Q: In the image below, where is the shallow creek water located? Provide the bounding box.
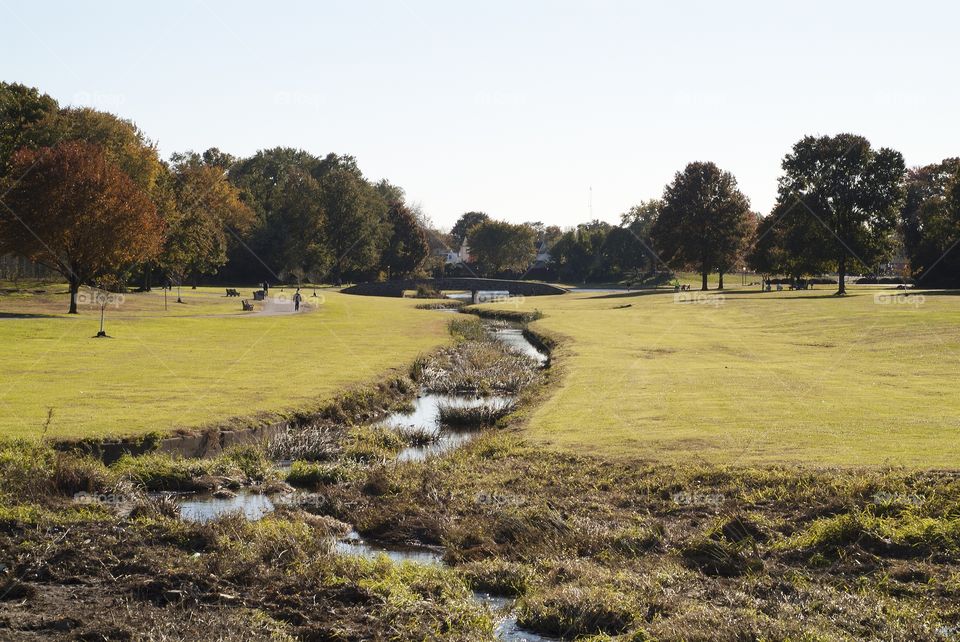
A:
[176,319,554,640]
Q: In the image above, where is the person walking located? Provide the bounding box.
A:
[293,288,302,312]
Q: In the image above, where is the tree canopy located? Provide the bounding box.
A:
[451,211,489,247]
[651,162,752,290]
[0,141,164,312]
[776,134,905,294]
[467,219,536,276]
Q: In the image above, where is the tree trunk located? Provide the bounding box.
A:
[701,270,708,291]
[837,256,847,295]
[718,271,724,290]
[68,278,80,314]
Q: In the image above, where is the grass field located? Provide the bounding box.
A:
[479,283,960,467]
[0,285,450,440]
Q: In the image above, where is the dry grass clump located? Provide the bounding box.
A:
[395,425,442,446]
[268,422,342,461]
[437,399,516,429]
[417,341,539,394]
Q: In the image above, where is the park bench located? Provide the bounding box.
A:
[253,290,265,301]
[241,299,254,311]
[225,288,240,297]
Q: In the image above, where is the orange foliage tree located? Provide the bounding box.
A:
[0,141,165,313]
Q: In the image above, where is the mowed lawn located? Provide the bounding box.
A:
[482,285,960,468]
[0,286,449,440]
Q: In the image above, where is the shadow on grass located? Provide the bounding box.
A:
[584,289,669,300]
[0,311,62,319]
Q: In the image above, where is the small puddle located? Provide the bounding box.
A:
[382,393,512,462]
[495,616,562,641]
[178,490,276,523]
[489,326,549,366]
[333,529,444,565]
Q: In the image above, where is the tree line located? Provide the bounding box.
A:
[0,82,434,312]
[4,82,960,310]
[451,134,960,294]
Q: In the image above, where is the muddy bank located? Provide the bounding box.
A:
[51,373,422,464]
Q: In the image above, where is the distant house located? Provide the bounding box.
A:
[436,242,471,265]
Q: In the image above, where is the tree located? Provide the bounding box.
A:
[748,202,830,281]
[451,211,489,247]
[716,209,759,288]
[467,220,536,276]
[617,200,661,275]
[382,201,430,278]
[0,82,59,177]
[777,134,905,295]
[50,107,165,197]
[899,158,960,285]
[0,142,164,313]
[228,148,328,281]
[319,167,388,284]
[160,153,254,296]
[651,162,752,290]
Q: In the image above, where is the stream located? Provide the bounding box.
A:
[175,317,555,641]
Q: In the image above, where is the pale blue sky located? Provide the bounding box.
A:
[3,0,957,228]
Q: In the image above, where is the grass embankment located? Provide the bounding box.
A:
[476,284,960,468]
[0,286,451,440]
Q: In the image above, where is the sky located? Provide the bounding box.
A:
[3,0,958,229]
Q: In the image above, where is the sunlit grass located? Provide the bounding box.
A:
[0,287,450,439]
[478,284,960,467]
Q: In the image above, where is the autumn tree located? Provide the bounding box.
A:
[48,107,166,198]
[160,153,254,296]
[467,219,537,276]
[381,201,430,278]
[777,134,905,294]
[0,141,164,313]
[651,162,752,290]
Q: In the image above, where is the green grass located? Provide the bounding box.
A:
[0,286,450,439]
[477,284,960,467]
